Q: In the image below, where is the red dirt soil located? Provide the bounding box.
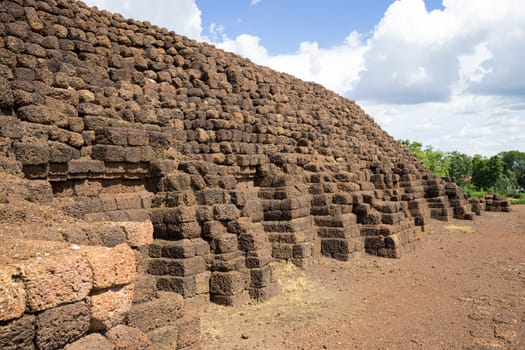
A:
[201,206,525,350]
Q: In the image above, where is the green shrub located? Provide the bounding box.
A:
[510,193,525,205]
[462,183,486,199]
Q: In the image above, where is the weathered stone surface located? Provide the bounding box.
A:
[64,334,115,350]
[0,314,35,350]
[35,300,90,350]
[105,325,152,350]
[89,284,134,331]
[116,221,154,247]
[127,292,183,333]
[21,254,93,312]
[0,265,25,322]
[80,244,135,290]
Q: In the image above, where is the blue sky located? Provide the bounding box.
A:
[83,0,525,156]
[198,0,444,55]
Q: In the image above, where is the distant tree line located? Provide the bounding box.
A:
[400,140,525,198]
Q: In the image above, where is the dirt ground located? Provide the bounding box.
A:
[201,206,525,350]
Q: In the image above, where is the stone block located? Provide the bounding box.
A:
[68,159,105,175]
[0,116,23,139]
[95,128,128,146]
[213,204,240,221]
[249,284,279,301]
[48,141,81,163]
[197,189,226,205]
[91,145,126,162]
[238,232,267,252]
[13,141,49,165]
[64,334,115,350]
[267,232,309,244]
[365,236,385,252]
[89,284,134,331]
[0,265,25,322]
[193,238,211,256]
[127,130,149,146]
[202,220,227,239]
[210,271,245,296]
[80,244,135,290]
[271,244,294,259]
[166,221,201,240]
[114,193,143,211]
[163,206,197,224]
[148,256,205,277]
[249,266,272,289]
[0,314,35,350]
[149,160,178,177]
[155,240,196,259]
[381,213,404,225]
[293,243,313,259]
[245,250,273,268]
[132,273,158,304]
[321,239,350,259]
[106,325,152,350]
[117,221,154,247]
[156,276,196,297]
[161,174,191,191]
[21,254,93,312]
[17,105,59,125]
[195,271,211,295]
[127,292,183,333]
[384,234,400,249]
[125,147,142,163]
[35,300,90,350]
[210,234,239,254]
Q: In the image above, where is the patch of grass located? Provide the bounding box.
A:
[510,198,525,205]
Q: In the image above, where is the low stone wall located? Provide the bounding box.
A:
[0,239,145,349]
[484,194,511,212]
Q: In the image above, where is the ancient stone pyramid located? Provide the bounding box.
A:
[0,0,480,348]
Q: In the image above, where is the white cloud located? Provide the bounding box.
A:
[251,0,262,5]
[216,34,270,65]
[215,31,368,95]
[83,0,202,39]
[362,94,525,156]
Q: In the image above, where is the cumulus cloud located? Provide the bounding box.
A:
[354,0,525,104]
[362,94,525,156]
[83,0,202,39]
[215,31,368,95]
[216,0,525,155]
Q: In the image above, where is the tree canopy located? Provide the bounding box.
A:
[400,140,524,197]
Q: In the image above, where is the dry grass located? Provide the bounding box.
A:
[444,224,476,233]
[200,260,332,343]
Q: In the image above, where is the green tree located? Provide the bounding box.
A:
[447,151,472,186]
[494,169,519,196]
[472,155,504,190]
[498,150,525,190]
[400,140,448,177]
[423,145,448,178]
[400,139,424,159]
